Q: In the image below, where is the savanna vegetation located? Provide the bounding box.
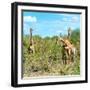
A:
[22,28,80,78]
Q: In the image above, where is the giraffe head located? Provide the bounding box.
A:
[57,36,72,48]
[56,37,65,46]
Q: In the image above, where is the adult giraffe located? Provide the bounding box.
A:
[57,37,76,64]
[28,28,35,54]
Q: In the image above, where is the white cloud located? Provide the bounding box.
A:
[60,14,70,17]
[62,17,72,22]
[56,30,64,34]
[63,18,68,22]
[24,16,37,22]
[62,16,79,23]
[72,16,79,23]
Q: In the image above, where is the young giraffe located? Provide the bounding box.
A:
[28,28,35,53]
[58,37,76,64]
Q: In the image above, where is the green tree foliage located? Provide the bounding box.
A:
[70,28,80,45]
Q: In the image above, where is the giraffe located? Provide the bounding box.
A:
[28,28,35,54]
[58,37,76,64]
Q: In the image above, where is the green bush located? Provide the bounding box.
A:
[22,29,80,77]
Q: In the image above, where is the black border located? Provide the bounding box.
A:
[11,2,88,87]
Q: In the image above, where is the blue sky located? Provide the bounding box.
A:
[23,11,80,37]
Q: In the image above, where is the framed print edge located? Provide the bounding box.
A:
[11,2,88,87]
[85,6,88,83]
[11,2,18,87]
